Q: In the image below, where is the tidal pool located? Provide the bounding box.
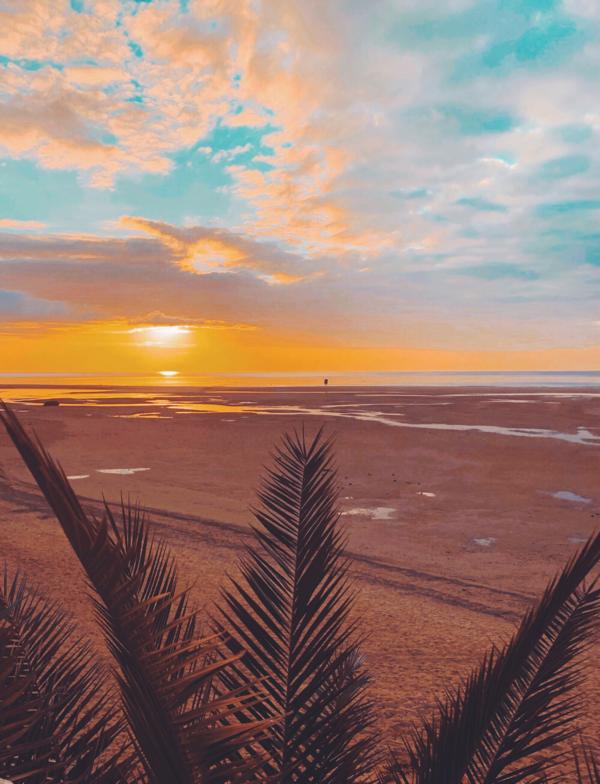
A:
[551,490,591,504]
[342,506,396,520]
[97,468,151,475]
[473,537,496,547]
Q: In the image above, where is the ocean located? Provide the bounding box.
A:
[1,370,600,388]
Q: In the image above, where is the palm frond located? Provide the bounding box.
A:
[0,402,266,784]
[215,428,379,782]
[377,750,409,784]
[401,531,600,784]
[574,744,600,784]
[0,568,129,783]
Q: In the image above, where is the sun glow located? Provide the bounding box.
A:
[159,370,179,377]
[130,325,192,348]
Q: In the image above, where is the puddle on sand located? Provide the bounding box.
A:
[342,506,396,520]
[199,403,600,447]
[551,490,591,504]
[568,536,588,544]
[488,399,536,404]
[171,403,256,414]
[97,468,151,475]
[112,412,173,420]
[417,491,436,498]
[473,537,496,547]
[67,474,90,480]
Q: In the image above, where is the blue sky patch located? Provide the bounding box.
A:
[127,39,143,58]
[537,155,590,179]
[456,196,508,212]
[585,247,600,266]
[536,200,600,218]
[559,124,594,144]
[391,188,431,200]
[0,290,71,320]
[456,262,539,280]
[441,105,518,135]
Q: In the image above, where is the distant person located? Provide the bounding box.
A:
[324,378,329,386]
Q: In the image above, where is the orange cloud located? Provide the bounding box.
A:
[0,225,329,337]
[0,219,46,229]
[128,311,256,331]
[121,216,315,283]
[64,64,125,87]
[0,0,397,253]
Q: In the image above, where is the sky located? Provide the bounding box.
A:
[1,0,599,375]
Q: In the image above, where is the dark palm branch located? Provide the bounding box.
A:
[0,402,266,784]
[215,428,379,782]
[0,568,128,783]
[377,750,409,784]
[574,744,600,784]
[399,531,600,784]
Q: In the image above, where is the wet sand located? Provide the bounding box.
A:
[1,384,599,743]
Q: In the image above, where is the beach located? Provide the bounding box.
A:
[1,382,599,741]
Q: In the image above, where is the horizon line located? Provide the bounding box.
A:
[2,370,600,378]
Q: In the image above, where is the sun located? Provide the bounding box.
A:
[130,325,192,348]
[159,370,179,377]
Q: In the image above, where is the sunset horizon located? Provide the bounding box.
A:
[2,1,600,374]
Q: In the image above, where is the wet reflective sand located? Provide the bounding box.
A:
[5,385,600,447]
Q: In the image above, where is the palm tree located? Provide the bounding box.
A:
[1,402,599,782]
[0,403,267,784]
[574,743,600,783]
[214,429,379,781]
[379,532,600,782]
[0,568,128,782]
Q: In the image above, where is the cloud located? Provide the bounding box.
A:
[212,143,253,163]
[0,1,232,186]
[64,64,126,87]
[128,310,256,330]
[120,216,318,283]
[0,225,333,337]
[0,219,598,355]
[0,288,72,320]
[0,0,402,253]
[0,219,46,229]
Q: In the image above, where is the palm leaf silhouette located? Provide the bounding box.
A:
[574,743,600,783]
[214,428,379,782]
[0,568,129,783]
[377,750,408,784]
[0,402,266,784]
[397,531,600,783]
